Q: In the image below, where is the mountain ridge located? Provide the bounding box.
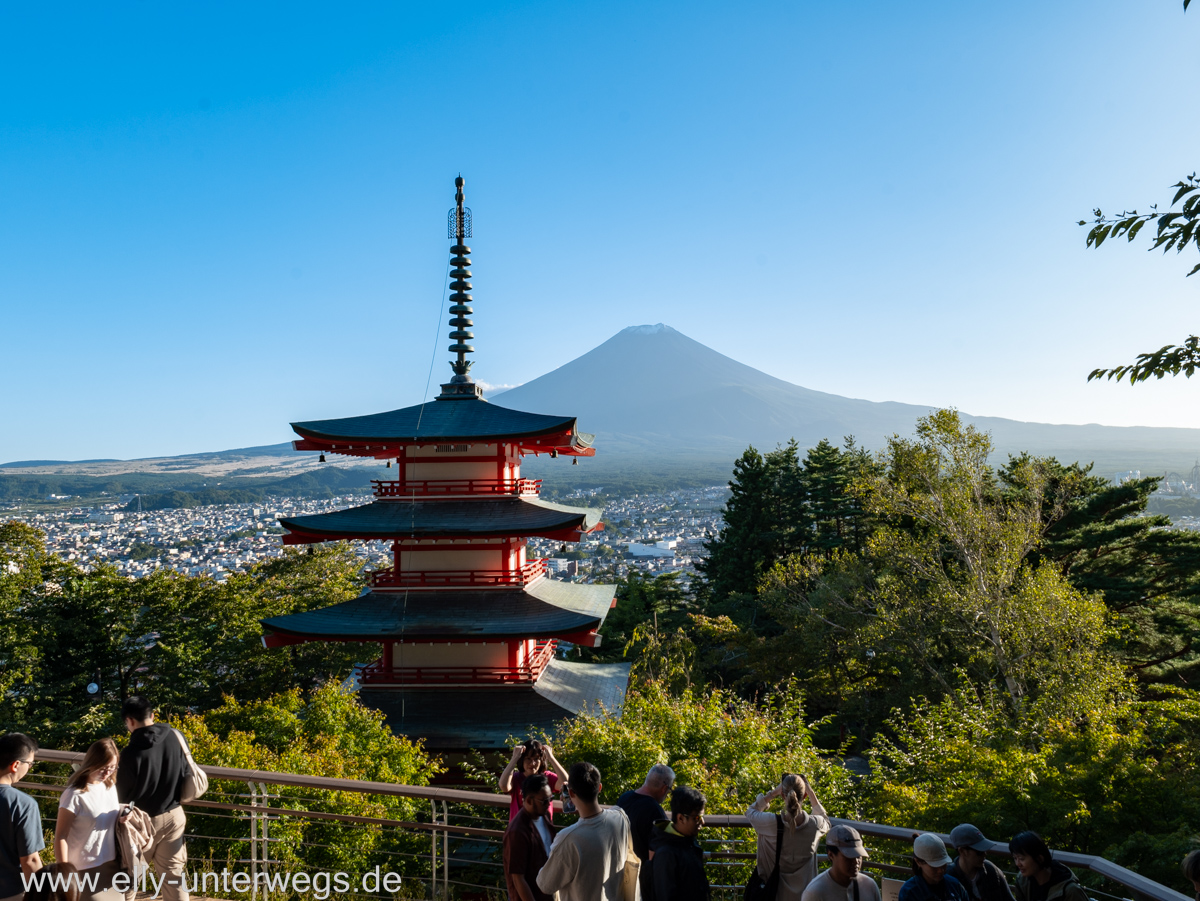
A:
[8,325,1200,480]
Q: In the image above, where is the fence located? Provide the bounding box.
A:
[21,750,1192,901]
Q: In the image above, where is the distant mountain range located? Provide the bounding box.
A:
[8,324,1200,490]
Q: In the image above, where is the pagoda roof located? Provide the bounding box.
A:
[260,579,616,643]
[291,397,595,455]
[279,497,602,544]
[358,659,632,750]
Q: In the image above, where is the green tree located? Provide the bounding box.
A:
[1003,457,1200,687]
[718,412,1121,738]
[701,438,875,605]
[699,443,803,600]
[800,438,875,557]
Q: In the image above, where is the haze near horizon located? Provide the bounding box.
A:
[3,1,1200,462]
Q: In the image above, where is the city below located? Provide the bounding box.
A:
[2,487,731,587]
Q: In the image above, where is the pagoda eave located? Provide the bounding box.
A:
[290,398,593,449]
[281,523,595,545]
[358,659,633,750]
[260,581,616,645]
[290,434,595,458]
[278,497,604,544]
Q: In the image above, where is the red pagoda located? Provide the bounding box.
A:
[260,177,630,749]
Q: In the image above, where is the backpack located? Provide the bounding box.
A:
[172,727,209,802]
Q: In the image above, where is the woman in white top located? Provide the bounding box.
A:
[55,738,122,901]
[746,773,832,901]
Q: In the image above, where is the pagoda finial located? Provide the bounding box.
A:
[440,175,483,400]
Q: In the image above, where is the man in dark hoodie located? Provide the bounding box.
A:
[116,697,188,901]
[1009,832,1088,901]
[649,785,710,901]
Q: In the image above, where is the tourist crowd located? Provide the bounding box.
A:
[3,722,1199,901]
[497,739,1200,901]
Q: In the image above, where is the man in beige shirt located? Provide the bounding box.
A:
[536,761,630,901]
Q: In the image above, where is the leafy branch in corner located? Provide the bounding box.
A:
[1084,175,1200,383]
[1088,335,1200,385]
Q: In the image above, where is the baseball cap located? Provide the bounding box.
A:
[913,833,953,868]
[949,824,991,852]
[826,825,869,858]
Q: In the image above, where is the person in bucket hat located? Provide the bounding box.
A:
[802,825,881,901]
[947,825,1014,901]
[899,833,968,901]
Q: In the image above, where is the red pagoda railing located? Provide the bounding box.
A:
[367,559,547,589]
[371,478,541,498]
[358,640,557,685]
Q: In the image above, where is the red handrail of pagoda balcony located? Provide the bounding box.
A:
[358,640,557,685]
[371,478,541,498]
[367,558,548,589]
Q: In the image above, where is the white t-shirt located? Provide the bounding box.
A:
[536,807,630,901]
[58,782,119,868]
[802,869,883,901]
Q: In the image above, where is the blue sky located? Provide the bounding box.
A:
[3,1,1200,461]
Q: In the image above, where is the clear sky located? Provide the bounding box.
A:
[3,1,1200,462]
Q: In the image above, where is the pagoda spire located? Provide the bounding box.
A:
[440,175,483,399]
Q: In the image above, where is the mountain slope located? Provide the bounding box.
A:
[496,324,1200,474]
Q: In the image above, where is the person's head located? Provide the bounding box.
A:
[1182,849,1200,898]
[826,826,869,881]
[669,786,706,839]
[912,833,952,884]
[644,764,675,801]
[566,761,602,807]
[0,733,37,781]
[1008,832,1053,879]
[66,738,119,791]
[517,740,547,777]
[121,696,154,731]
[779,773,808,828]
[950,824,992,876]
[521,774,553,818]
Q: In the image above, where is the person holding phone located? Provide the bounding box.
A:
[746,774,831,900]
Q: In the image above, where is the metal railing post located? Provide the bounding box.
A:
[247,781,258,901]
[441,800,449,899]
[429,799,438,900]
[258,782,270,884]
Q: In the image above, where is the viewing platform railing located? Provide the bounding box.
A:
[20,749,1191,901]
[371,478,541,498]
[357,640,558,686]
[366,559,547,589]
